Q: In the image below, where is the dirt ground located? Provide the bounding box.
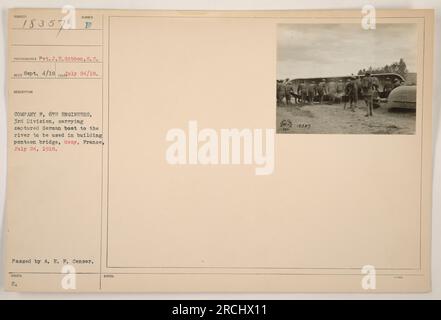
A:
[276,101,416,134]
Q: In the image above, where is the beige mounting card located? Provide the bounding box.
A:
[5,8,433,292]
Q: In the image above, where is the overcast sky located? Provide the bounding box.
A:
[277,23,418,79]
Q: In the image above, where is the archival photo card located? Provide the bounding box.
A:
[5,9,433,293]
[276,23,418,134]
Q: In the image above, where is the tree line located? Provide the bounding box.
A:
[357,58,408,78]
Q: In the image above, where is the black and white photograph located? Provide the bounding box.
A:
[277,23,418,134]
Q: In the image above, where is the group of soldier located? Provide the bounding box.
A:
[277,73,402,117]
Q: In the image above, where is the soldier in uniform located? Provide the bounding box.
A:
[361,72,376,117]
[283,79,293,105]
[383,77,393,98]
[308,81,317,104]
[297,80,308,106]
[343,76,358,111]
[343,79,351,110]
[277,80,285,106]
[317,79,327,104]
[351,77,359,109]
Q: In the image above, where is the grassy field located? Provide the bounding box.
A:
[276,102,416,134]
